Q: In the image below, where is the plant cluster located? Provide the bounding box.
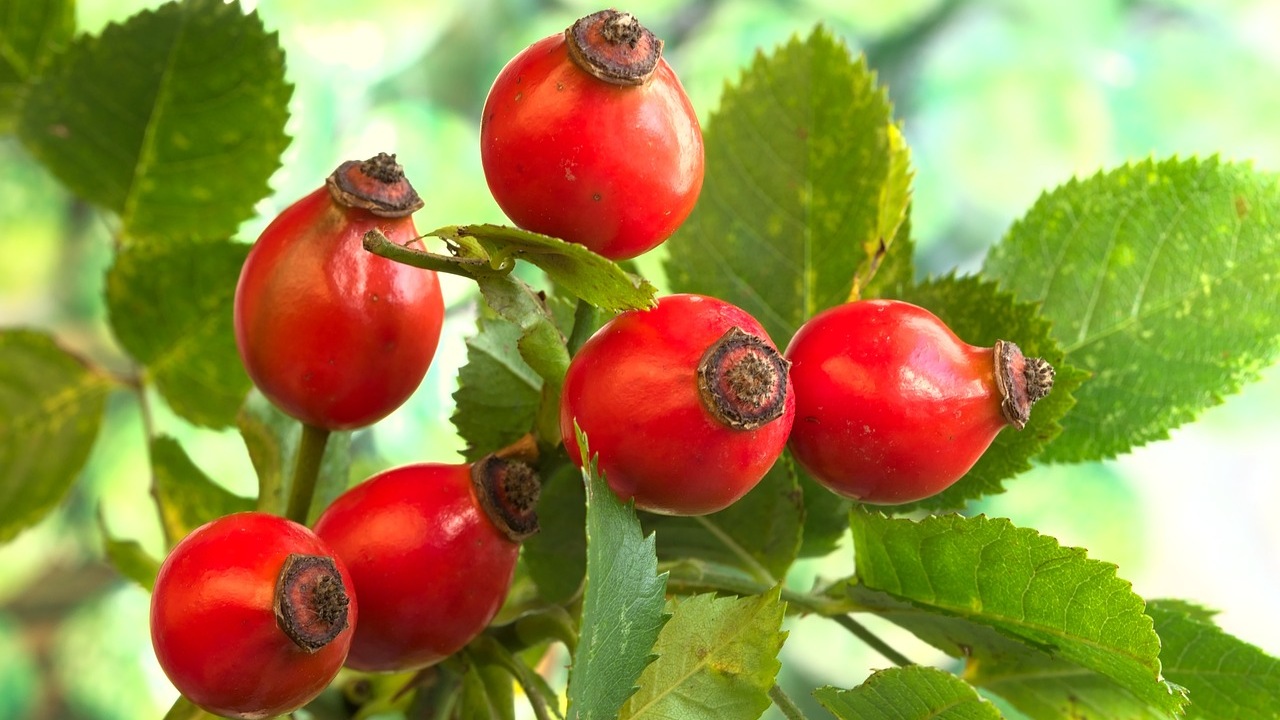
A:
[3,1,1279,719]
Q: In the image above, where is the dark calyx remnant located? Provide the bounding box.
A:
[472,455,542,543]
[698,326,791,431]
[565,9,663,86]
[326,152,424,218]
[274,553,351,653]
[993,339,1056,430]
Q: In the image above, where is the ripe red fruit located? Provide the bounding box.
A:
[784,299,1055,505]
[150,512,356,719]
[561,294,794,515]
[480,9,704,260]
[312,456,540,672]
[234,153,444,431]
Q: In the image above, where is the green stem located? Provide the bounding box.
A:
[831,614,914,667]
[285,423,330,524]
[769,684,808,720]
[363,228,492,278]
[467,635,556,720]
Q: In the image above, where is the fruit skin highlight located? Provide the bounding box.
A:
[150,512,356,720]
[784,299,1055,505]
[561,293,794,516]
[480,9,704,260]
[234,153,444,431]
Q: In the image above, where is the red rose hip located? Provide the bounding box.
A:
[150,512,356,719]
[234,153,445,430]
[784,299,1055,505]
[312,456,540,672]
[560,293,794,515]
[480,9,704,260]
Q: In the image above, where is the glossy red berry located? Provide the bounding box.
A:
[312,456,540,672]
[480,9,704,260]
[234,153,445,430]
[561,294,794,515]
[784,299,1055,505]
[150,512,356,719]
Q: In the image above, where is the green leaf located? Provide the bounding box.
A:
[475,274,570,388]
[567,428,669,720]
[858,216,917,301]
[151,436,253,545]
[848,510,1187,716]
[815,665,1002,720]
[162,697,222,720]
[97,513,161,591]
[523,462,587,605]
[619,589,787,720]
[890,274,1088,511]
[665,27,909,345]
[0,330,112,542]
[1149,599,1280,719]
[105,237,251,429]
[236,391,351,521]
[796,461,852,558]
[0,0,74,131]
[645,456,802,583]
[457,660,517,720]
[439,224,657,313]
[982,156,1280,462]
[17,0,292,243]
[452,314,542,462]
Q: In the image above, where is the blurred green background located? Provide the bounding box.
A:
[2,0,1279,718]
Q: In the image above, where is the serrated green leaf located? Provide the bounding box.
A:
[567,428,669,720]
[1149,598,1280,719]
[815,665,1002,720]
[889,275,1087,511]
[452,314,542,462]
[0,0,74,131]
[645,456,802,583]
[440,224,656,313]
[523,462,587,605]
[236,391,351,521]
[983,156,1280,462]
[475,274,570,387]
[98,513,161,591]
[665,27,908,344]
[0,330,112,542]
[859,216,917,301]
[619,589,786,720]
[105,237,251,428]
[852,124,915,300]
[17,0,291,243]
[151,435,253,545]
[848,510,1187,716]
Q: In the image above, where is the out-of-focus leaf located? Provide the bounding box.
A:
[848,510,1187,716]
[151,436,253,545]
[523,462,587,605]
[619,589,786,719]
[983,157,1280,461]
[0,0,75,130]
[816,665,1002,719]
[566,428,668,720]
[1149,599,1280,719]
[0,330,112,542]
[97,513,161,591]
[105,237,251,429]
[646,456,802,583]
[666,27,909,345]
[17,0,292,242]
